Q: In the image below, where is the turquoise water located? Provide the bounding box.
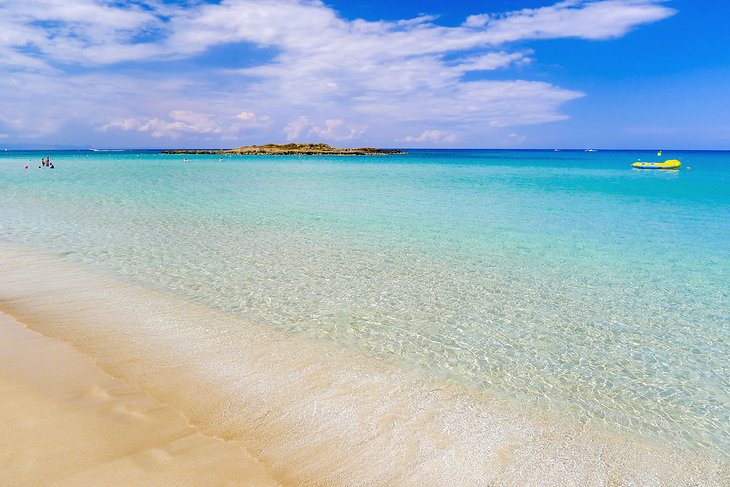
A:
[1,149,729,457]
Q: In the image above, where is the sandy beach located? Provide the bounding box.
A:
[0,244,727,486]
[1,0,728,483]
[0,312,281,486]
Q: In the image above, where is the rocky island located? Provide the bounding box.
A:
[162,143,405,156]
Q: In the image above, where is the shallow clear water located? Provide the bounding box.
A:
[1,149,728,456]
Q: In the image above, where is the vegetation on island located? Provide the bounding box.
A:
[162,143,406,156]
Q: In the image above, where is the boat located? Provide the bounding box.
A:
[632,159,681,170]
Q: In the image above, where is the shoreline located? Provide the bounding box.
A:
[0,311,282,486]
[1,243,727,485]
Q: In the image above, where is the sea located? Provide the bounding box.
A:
[1,149,728,485]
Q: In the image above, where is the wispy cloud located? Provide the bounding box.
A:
[310,119,366,141]
[284,116,312,141]
[102,111,222,139]
[284,116,365,142]
[0,0,676,146]
[401,130,457,144]
[101,109,274,139]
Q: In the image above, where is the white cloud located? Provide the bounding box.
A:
[102,111,222,139]
[463,14,490,28]
[234,111,271,127]
[0,0,676,146]
[485,0,675,42]
[453,51,532,72]
[401,130,457,144]
[284,116,312,141]
[0,0,164,65]
[102,119,140,132]
[141,111,222,138]
[236,112,257,122]
[0,1,674,70]
[284,117,364,142]
[391,15,441,28]
[310,119,366,141]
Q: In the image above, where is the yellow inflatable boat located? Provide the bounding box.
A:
[632,159,681,170]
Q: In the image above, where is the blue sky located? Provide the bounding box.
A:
[1,0,728,149]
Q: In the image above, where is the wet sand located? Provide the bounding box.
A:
[0,312,281,487]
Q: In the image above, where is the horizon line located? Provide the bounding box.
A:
[3,147,730,152]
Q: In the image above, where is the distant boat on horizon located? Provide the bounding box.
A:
[585,149,598,152]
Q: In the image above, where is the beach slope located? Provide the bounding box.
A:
[0,312,281,487]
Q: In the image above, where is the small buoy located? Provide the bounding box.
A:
[24,165,28,169]
[687,166,691,170]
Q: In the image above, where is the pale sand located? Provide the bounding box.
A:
[0,312,281,487]
[1,246,727,486]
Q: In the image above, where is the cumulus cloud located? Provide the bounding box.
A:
[0,0,676,146]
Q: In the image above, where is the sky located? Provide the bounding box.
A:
[0,0,728,149]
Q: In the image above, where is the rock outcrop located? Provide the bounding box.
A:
[162,143,405,156]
